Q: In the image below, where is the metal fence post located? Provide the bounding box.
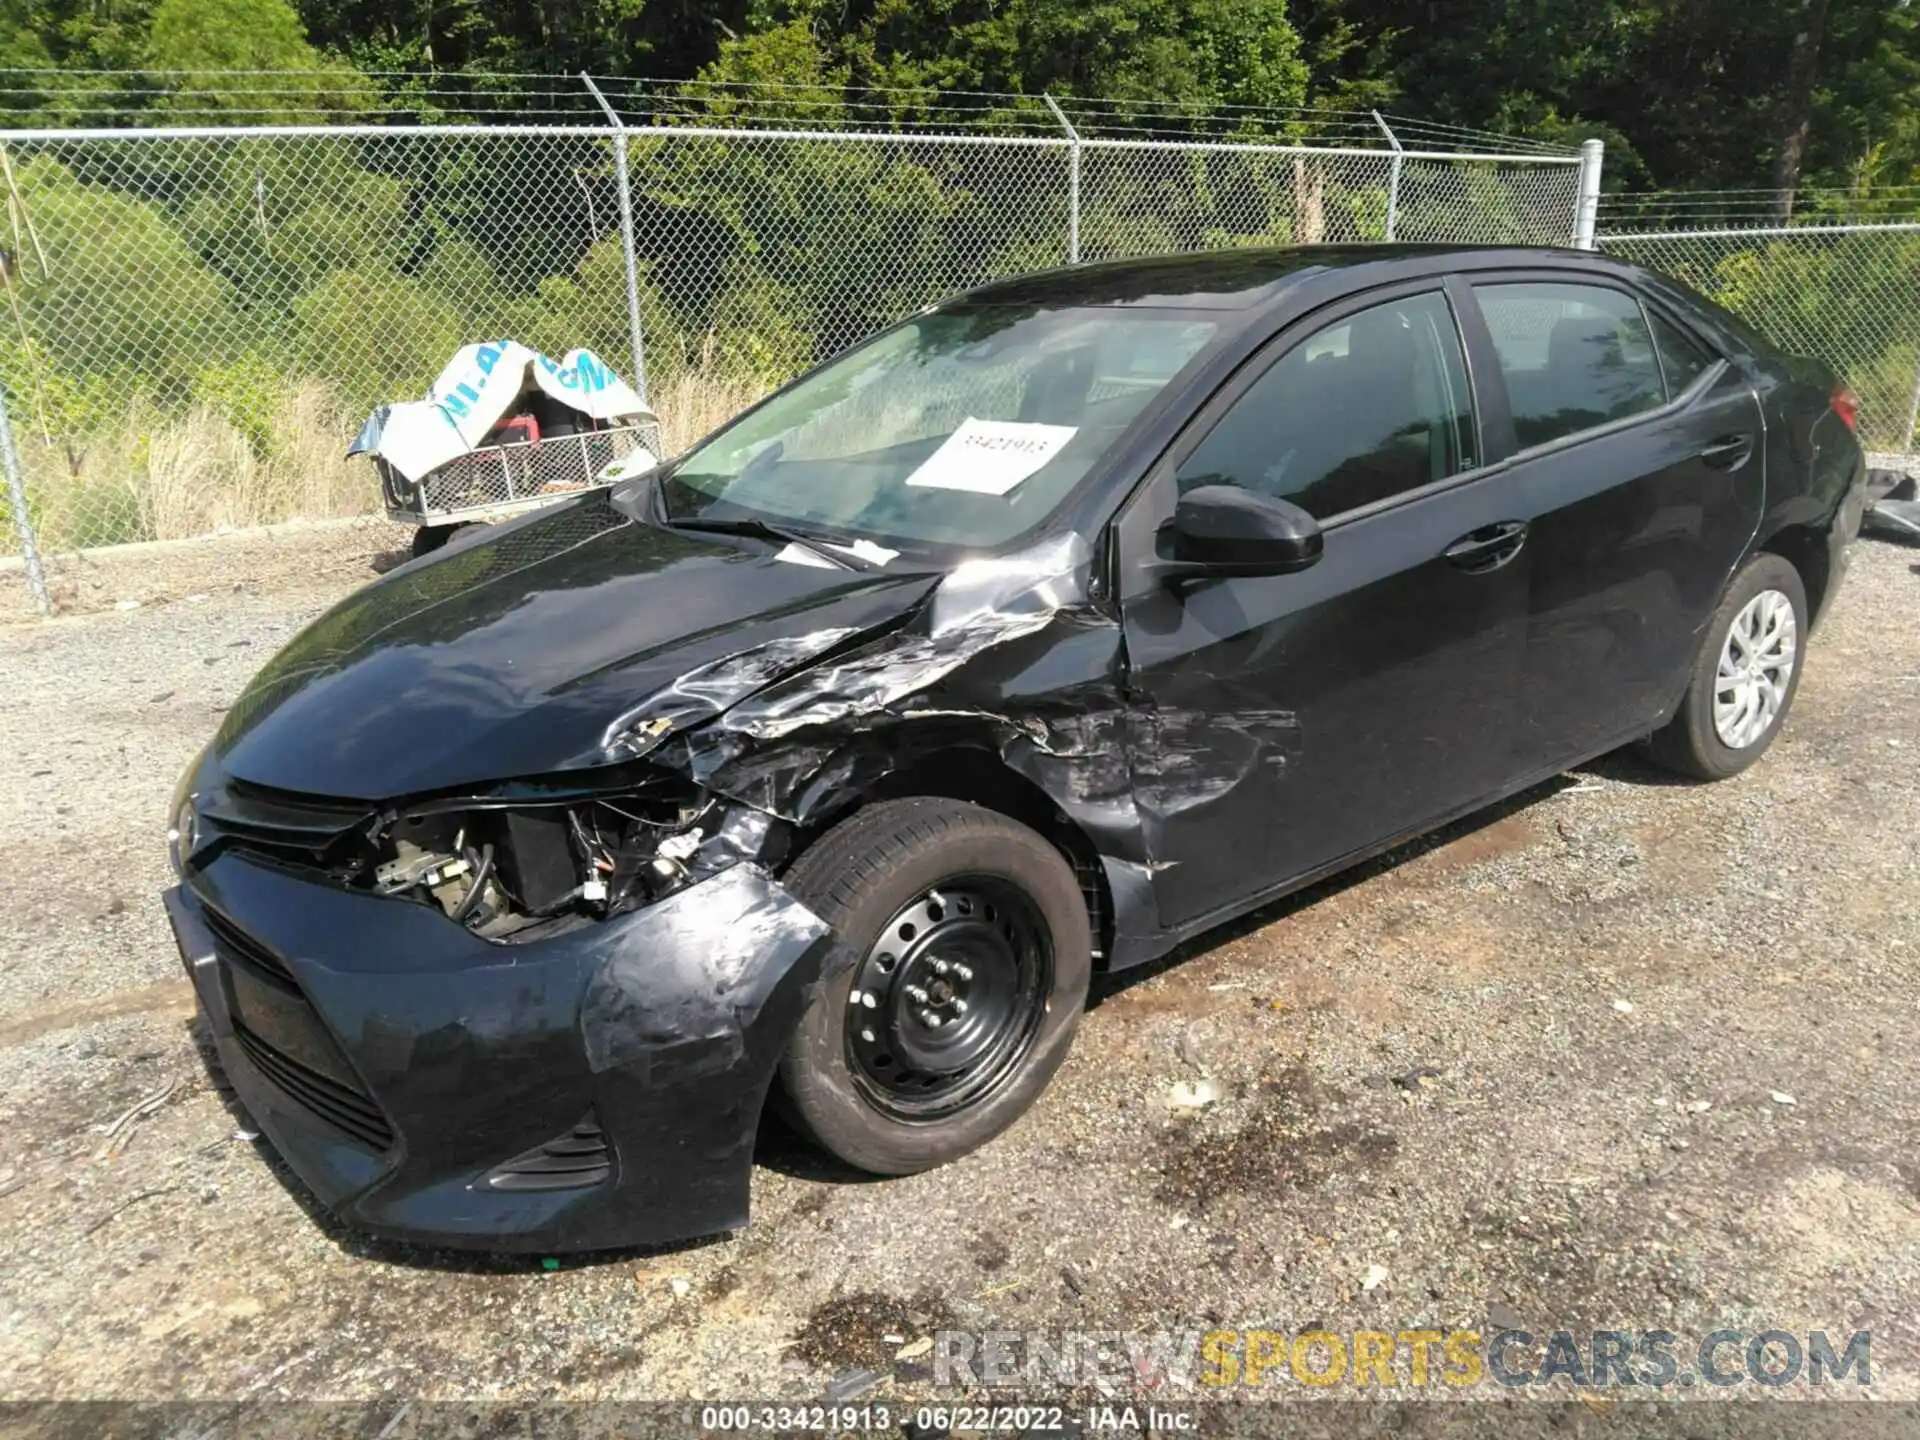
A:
[1043,93,1081,264]
[1372,111,1404,242]
[0,384,52,617]
[582,74,649,403]
[1572,138,1606,249]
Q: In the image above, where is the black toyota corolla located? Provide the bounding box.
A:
[163,245,1867,1252]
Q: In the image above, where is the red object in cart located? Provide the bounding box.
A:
[494,413,541,447]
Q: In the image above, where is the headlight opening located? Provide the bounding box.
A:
[364,781,740,940]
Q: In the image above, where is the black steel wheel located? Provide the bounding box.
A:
[843,878,1051,1121]
[776,798,1092,1175]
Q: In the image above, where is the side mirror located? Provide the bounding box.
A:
[1154,484,1324,582]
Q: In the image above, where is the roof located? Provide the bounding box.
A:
[952,244,1605,311]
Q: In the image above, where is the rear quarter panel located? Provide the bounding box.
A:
[1749,353,1866,551]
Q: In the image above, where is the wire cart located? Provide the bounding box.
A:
[376,421,659,555]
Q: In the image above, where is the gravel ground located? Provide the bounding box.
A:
[1,531,1918,1424]
[0,516,410,626]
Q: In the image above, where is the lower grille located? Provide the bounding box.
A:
[484,1114,611,1192]
[203,905,298,988]
[234,1022,395,1152]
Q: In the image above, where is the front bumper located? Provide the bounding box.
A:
[164,851,830,1253]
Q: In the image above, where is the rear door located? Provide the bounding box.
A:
[1461,275,1766,771]
[1115,282,1533,929]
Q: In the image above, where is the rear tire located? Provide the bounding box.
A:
[1645,553,1807,781]
[776,798,1091,1176]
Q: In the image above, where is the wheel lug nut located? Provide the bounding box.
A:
[953,964,973,982]
[932,959,950,976]
[905,985,929,1003]
[951,998,968,1015]
[921,1009,942,1027]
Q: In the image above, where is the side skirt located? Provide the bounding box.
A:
[1107,725,1659,972]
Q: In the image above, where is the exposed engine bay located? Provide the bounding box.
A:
[350,779,777,942]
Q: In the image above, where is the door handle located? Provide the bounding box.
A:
[1701,433,1755,470]
[1443,519,1529,573]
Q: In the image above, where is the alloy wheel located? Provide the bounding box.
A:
[1713,588,1797,750]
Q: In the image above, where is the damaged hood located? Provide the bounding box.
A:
[213,498,941,799]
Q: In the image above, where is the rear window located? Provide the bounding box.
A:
[1644,275,1775,359]
[1649,309,1717,393]
[1474,282,1666,449]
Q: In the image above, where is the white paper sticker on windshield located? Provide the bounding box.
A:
[774,542,839,569]
[905,417,1077,496]
[823,538,899,567]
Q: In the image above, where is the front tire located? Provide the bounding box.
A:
[1646,553,1807,781]
[776,798,1091,1175]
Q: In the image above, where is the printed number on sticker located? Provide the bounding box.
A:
[905,417,1078,496]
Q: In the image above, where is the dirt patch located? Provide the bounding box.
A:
[1151,1066,1400,1213]
[0,981,194,1048]
[0,518,407,625]
[1407,809,1545,875]
[787,1291,957,1372]
[968,1232,1012,1273]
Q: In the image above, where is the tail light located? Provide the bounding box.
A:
[1830,385,1861,432]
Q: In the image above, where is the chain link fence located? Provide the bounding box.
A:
[1599,222,1920,464]
[0,97,1590,613]
[1072,143,1582,256]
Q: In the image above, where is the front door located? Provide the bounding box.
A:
[1115,284,1532,930]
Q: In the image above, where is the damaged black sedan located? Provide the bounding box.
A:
[163,245,1867,1252]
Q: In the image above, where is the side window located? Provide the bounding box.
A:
[1648,309,1717,394]
[1176,291,1475,519]
[1473,282,1666,449]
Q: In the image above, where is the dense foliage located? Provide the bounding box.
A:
[1,0,1917,193]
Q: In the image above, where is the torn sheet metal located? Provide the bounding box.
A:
[1002,705,1137,832]
[656,536,1099,812]
[349,341,653,483]
[593,533,1097,818]
[713,533,1092,743]
[579,864,829,1079]
[930,532,1087,636]
[600,626,869,760]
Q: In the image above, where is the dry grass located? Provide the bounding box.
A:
[20,380,363,551]
[650,362,770,457]
[11,361,772,554]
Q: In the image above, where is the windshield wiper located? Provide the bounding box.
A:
[660,513,880,571]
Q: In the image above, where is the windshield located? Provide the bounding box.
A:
[657,305,1219,550]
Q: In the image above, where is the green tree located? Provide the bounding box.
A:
[147,0,372,121]
[291,268,462,405]
[148,0,316,70]
[10,154,239,398]
[1283,0,1920,196]
[844,0,1308,115]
